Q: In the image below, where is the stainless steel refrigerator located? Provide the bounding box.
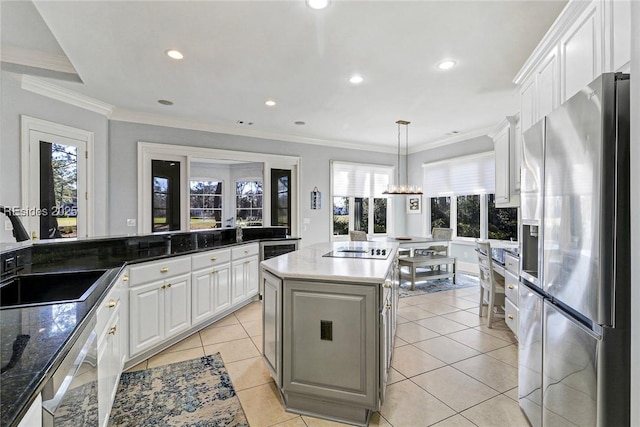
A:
[519,72,630,427]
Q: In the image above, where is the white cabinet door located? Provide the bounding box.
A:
[520,77,537,133]
[610,0,631,71]
[129,280,164,355]
[232,260,247,305]
[536,48,560,119]
[164,273,191,337]
[245,256,259,297]
[262,270,282,386]
[561,1,601,102]
[494,126,510,205]
[98,309,122,427]
[17,394,42,427]
[192,269,215,325]
[213,264,232,314]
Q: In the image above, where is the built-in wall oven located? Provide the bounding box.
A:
[42,317,98,426]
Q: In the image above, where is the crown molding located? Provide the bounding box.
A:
[1,45,77,75]
[20,75,114,117]
[110,108,399,154]
[409,126,495,154]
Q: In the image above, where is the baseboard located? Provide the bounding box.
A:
[457,261,479,276]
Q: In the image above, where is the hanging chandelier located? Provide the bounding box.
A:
[383,120,423,195]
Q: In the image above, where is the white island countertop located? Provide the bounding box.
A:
[261,241,398,283]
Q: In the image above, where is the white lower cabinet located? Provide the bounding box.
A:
[98,309,121,427]
[17,394,42,427]
[231,243,259,305]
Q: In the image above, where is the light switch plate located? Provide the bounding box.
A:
[127,219,137,227]
[5,220,12,231]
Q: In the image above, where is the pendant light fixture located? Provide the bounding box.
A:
[383,120,423,195]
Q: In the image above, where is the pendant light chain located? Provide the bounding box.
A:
[383,120,423,195]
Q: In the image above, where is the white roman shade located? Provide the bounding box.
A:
[332,161,392,197]
[422,152,495,196]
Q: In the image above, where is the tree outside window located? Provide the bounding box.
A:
[456,195,480,238]
[430,197,451,230]
[333,197,349,235]
[373,198,387,233]
[236,180,263,226]
[488,194,518,241]
[190,180,223,229]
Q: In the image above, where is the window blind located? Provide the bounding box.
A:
[422,152,495,196]
[332,161,392,197]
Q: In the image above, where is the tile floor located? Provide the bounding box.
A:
[126,284,531,427]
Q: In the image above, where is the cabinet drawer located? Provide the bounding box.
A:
[505,271,519,306]
[505,253,519,274]
[192,249,231,271]
[505,298,518,337]
[96,275,124,335]
[232,243,259,260]
[129,256,191,285]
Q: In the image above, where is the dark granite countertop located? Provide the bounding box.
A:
[0,227,298,426]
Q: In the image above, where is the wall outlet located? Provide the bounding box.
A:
[126,219,137,227]
[4,220,12,231]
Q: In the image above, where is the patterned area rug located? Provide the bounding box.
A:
[399,273,479,298]
[109,353,248,427]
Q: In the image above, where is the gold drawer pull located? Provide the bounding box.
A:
[167,283,172,288]
[122,275,129,282]
[109,326,117,335]
[386,304,392,310]
[161,285,166,289]
[211,256,217,261]
[244,249,249,254]
[508,285,514,289]
[108,300,116,308]
[383,280,392,289]
[508,314,514,320]
[212,270,218,274]
[160,267,169,273]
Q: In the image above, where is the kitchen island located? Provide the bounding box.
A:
[260,241,399,426]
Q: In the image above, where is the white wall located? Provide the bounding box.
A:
[109,120,396,247]
[0,71,109,242]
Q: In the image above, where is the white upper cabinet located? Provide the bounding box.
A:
[490,116,520,208]
[514,0,630,133]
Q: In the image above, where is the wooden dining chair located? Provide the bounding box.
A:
[476,240,505,328]
[349,230,368,241]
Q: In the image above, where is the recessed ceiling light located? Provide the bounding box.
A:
[437,59,457,70]
[348,74,364,84]
[294,121,306,126]
[166,49,184,60]
[158,99,174,105]
[306,0,329,10]
[265,100,276,107]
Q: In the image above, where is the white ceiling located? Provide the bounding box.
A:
[6,1,567,152]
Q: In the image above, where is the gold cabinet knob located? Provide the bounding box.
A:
[508,314,514,320]
[109,326,117,335]
[167,283,172,288]
[244,249,249,254]
[508,285,514,289]
[211,256,217,261]
[122,275,129,282]
[212,270,218,275]
[161,285,166,289]
[160,267,169,273]
[108,300,116,308]
[383,280,392,289]
[386,304,392,310]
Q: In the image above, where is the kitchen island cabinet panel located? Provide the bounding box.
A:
[262,270,282,386]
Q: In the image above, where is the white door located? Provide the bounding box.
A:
[26,130,89,239]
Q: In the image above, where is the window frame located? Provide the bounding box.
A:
[189,177,224,230]
[235,178,264,227]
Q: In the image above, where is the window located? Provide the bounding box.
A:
[488,194,518,241]
[152,160,181,232]
[424,152,517,242]
[190,180,222,229]
[236,180,263,226]
[331,161,393,237]
[271,169,291,233]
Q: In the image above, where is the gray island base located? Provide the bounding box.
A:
[261,242,399,426]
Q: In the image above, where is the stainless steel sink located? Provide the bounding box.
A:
[0,270,107,309]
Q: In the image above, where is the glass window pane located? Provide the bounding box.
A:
[333,197,349,235]
[154,177,169,193]
[488,194,518,241]
[373,198,387,233]
[354,197,368,232]
[430,197,451,229]
[456,195,480,238]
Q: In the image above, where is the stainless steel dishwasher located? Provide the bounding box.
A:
[42,317,98,427]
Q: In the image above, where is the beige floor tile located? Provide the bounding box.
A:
[380,380,455,426]
[504,387,519,401]
[387,367,406,384]
[412,366,499,412]
[461,394,531,427]
[147,347,205,369]
[396,315,411,325]
[437,297,479,310]
[225,356,273,390]
[155,332,202,354]
[241,319,263,337]
[203,337,260,363]
[397,306,436,321]
[415,316,469,335]
[210,313,240,327]
[251,334,263,353]
[486,344,518,367]
[394,336,409,348]
[301,415,352,426]
[391,344,446,377]
[452,354,518,392]
[200,323,250,345]
[235,301,263,323]
[237,382,298,427]
[430,414,477,427]
[395,322,440,343]
[446,328,512,353]
[271,417,307,427]
[368,412,392,426]
[414,301,460,315]
[124,360,147,372]
[442,310,485,327]
[413,336,480,364]
[474,322,517,343]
